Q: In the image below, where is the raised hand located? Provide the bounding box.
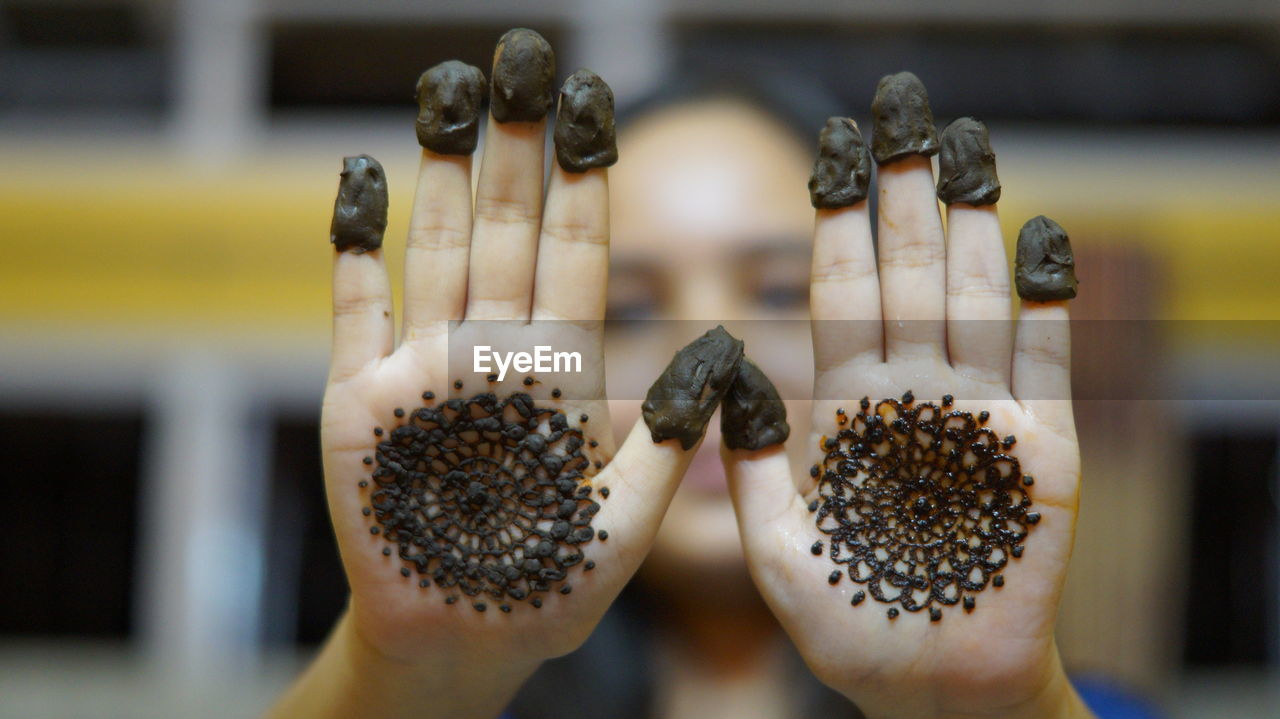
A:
[271,30,724,719]
[722,73,1092,719]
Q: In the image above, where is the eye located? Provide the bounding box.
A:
[607,265,664,324]
[756,282,808,310]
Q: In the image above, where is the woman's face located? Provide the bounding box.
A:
[605,99,815,591]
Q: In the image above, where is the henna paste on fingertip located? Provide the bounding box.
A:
[330,155,388,253]
[554,69,618,172]
[808,117,871,209]
[721,358,790,451]
[490,28,555,123]
[415,60,486,155]
[870,71,939,164]
[1015,215,1078,301]
[642,326,744,450]
[936,117,1001,206]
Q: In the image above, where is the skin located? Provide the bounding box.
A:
[269,42,1092,716]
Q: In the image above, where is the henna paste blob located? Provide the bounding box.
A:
[870,71,939,164]
[936,117,1001,206]
[330,155,388,254]
[490,28,555,123]
[1015,215,1077,301]
[415,60,486,155]
[810,394,1036,618]
[554,69,618,173]
[721,357,790,451]
[365,391,604,608]
[809,117,871,209]
[642,326,744,450]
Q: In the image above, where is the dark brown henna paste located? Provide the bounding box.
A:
[330,155,388,254]
[870,71,939,164]
[721,358,790,451]
[490,28,555,123]
[1015,215,1077,301]
[554,69,618,173]
[364,391,605,609]
[415,60,486,155]
[641,326,744,450]
[808,117,871,209]
[936,117,1001,206]
[810,393,1035,619]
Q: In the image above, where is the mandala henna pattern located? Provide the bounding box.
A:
[809,393,1038,620]
[362,390,605,610]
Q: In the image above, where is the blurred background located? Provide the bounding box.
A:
[2,1,1279,717]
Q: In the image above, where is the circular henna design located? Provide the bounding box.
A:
[809,393,1038,620]
[364,390,605,609]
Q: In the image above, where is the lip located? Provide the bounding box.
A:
[684,443,728,494]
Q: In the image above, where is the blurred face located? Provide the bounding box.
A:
[605,99,815,594]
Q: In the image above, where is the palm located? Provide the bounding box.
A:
[726,154,1080,717]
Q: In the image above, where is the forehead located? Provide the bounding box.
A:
[610,99,814,259]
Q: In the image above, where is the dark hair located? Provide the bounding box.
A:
[617,67,844,149]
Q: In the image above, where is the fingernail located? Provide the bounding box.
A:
[490,28,555,123]
[808,117,871,209]
[415,60,486,155]
[554,69,618,173]
[870,71,939,164]
[936,117,1001,206]
[721,358,790,451]
[1015,215,1078,301]
[330,155,388,254]
[642,326,744,450]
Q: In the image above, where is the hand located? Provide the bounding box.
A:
[722,78,1091,719]
[271,30,710,719]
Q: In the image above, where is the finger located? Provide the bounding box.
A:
[328,155,395,383]
[1011,216,1078,433]
[402,61,484,337]
[937,118,1013,385]
[807,117,882,368]
[871,72,946,360]
[532,70,617,322]
[588,418,705,556]
[467,28,555,321]
[722,446,808,560]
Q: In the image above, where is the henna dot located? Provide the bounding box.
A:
[454,380,463,390]
[374,427,383,436]
[860,397,870,410]
[401,568,411,577]
[532,598,543,608]
[811,540,823,555]
[929,607,942,622]
[585,560,595,571]
[902,390,914,404]
[551,388,562,398]
[810,464,820,478]
[993,575,1005,587]
[1023,475,1034,486]
[394,408,405,418]
[979,410,990,423]
[370,527,380,535]
[589,439,598,448]
[808,499,819,512]
[597,530,608,540]
[1003,434,1016,449]
[1012,545,1024,558]
[828,570,841,585]
[963,596,975,611]
[523,376,535,386]
[382,547,391,556]
[474,602,487,612]
[851,591,865,606]
[358,481,368,488]
[580,414,589,423]
[362,507,371,516]
[887,608,899,619]
[445,596,457,604]
[500,604,512,613]
[942,394,954,407]
[599,487,609,498]
[419,579,430,588]
[560,584,572,595]
[362,457,373,465]
[422,391,435,401]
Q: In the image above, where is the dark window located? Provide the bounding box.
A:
[1184,431,1279,665]
[262,415,347,645]
[673,22,1280,126]
[0,410,144,638]
[268,22,567,111]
